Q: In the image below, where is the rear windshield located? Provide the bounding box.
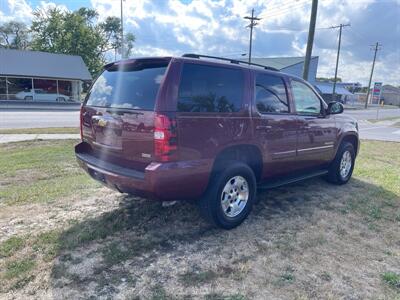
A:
[86,61,168,110]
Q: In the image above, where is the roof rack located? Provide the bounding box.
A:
[182,53,279,71]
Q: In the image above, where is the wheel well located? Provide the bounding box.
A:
[341,135,358,155]
[212,145,263,181]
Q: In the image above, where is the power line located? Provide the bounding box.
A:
[330,23,350,102]
[258,0,309,18]
[259,1,310,19]
[244,8,261,64]
[365,42,383,108]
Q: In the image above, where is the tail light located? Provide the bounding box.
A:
[154,113,178,162]
[80,105,84,141]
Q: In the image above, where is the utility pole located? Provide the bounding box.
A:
[330,23,350,102]
[244,9,261,64]
[364,42,382,108]
[120,0,125,59]
[303,0,318,80]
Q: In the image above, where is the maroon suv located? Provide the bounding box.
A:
[76,54,359,229]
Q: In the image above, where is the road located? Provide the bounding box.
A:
[1,107,399,142]
[344,108,400,142]
[0,110,79,129]
[344,107,400,121]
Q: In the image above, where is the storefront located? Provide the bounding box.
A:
[0,49,91,102]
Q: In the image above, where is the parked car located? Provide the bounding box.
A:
[15,89,70,102]
[75,54,359,229]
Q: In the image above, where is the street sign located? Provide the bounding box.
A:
[372,82,382,104]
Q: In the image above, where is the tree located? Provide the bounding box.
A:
[124,32,135,57]
[316,77,342,83]
[30,7,135,77]
[99,17,135,58]
[0,21,30,49]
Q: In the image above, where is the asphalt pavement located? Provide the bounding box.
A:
[344,108,400,142]
[0,110,80,129]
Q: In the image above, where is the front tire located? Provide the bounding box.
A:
[198,162,256,229]
[326,142,355,184]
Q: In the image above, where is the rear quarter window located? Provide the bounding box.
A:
[86,61,168,110]
[177,63,244,113]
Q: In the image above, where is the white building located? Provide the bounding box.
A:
[0,48,92,102]
[252,56,354,102]
[251,56,319,82]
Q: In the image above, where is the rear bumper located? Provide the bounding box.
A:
[75,142,212,201]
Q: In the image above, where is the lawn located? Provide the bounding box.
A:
[0,127,79,134]
[0,140,399,299]
[368,116,400,125]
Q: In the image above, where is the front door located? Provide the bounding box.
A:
[290,79,337,169]
[252,73,299,179]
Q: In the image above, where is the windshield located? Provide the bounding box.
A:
[86,61,168,110]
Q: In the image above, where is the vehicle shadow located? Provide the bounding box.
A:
[50,176,399,298]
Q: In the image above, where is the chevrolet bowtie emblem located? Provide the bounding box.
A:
[98,119,108,127]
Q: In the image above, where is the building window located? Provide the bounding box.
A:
[33,79,60,101]
[0,77,6,100]
[58,80,79,101]
[7,78,33,100]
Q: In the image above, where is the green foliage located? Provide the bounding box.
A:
[0,236,25,258]
[30,7,135,77]
[4,258,36,279]
[381,272,400,289]
[0,21,30,49]
[316,77,342,83]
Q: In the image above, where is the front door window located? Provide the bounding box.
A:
[291,80,321,115]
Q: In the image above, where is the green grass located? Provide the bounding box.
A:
[179,269,219,287]
[381,272,400,289]
[205,294,246,300]
[0,127,79,134]
[4,258,36,279]
[0,140,99,205]
[0,237,25,258]
[368,116,400,123]
[0,139,399,296]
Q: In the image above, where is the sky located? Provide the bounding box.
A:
[1,0,399,86]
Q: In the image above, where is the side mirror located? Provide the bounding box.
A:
[327,101,344,115]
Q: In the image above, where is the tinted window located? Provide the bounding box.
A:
[86,62,168,110]
[291,80,321,115]
[178,63,244,113]
[0,77,6,100]
[7,78,32,100]
[255,74,288,113]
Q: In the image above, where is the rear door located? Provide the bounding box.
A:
[251,72,299,178]
[81,58,170,171]
[290,79,337,169]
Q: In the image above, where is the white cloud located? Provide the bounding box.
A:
[1,0,399,85]
[0,0,69,23]
[1,0,33,23]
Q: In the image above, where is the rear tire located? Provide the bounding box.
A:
[198,162,256,229]
[326,142,355,185]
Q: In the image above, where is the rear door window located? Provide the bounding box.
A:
[86,61,168,110]
[177,63,244,113]
[255,73,289,113]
